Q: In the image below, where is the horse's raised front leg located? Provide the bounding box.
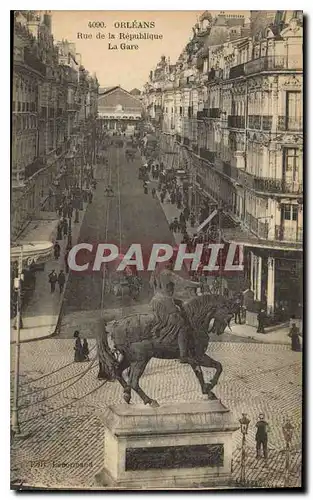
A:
[128,359,159,407]
[197,354,223,397]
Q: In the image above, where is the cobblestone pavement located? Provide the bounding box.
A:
[11,340,302,489]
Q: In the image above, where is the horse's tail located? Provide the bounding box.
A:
[96,325,119,381]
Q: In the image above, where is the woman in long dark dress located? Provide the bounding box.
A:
[82,338,90,361]
[288,323,301,351]
[74,331,84,362]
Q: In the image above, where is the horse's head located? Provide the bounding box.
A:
[211,307,233,335]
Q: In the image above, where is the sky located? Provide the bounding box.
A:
[50,10,202,91]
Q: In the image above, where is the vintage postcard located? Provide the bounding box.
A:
[10,10,303,490]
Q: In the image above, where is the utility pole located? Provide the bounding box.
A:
[218,204,223,295]
[12,247,23,434]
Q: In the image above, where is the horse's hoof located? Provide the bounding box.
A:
[207,391,218,401]
[149,400,160,408]
[123,393,131,404]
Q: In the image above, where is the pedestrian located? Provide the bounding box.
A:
[54,242,61,260]
[234,298,242,324]
[57,223,63,241]
[151,187,156,199]
[62,205,68,218]
[160,192,165,203]
[179,212,186,227]
[68,204,73,219]
[48,270,58,293]
[63,218,68,236]
[82,338,90,361]
[173,217,179,233]
[183,206,190,220]
[255,413,269,459]
[73,331,84,362]
[88,191,93,203]
[190,212,196,228]
[58,270,66,293]
[288,322,301,351]
[144,185,148,195]
[257,309,266,333]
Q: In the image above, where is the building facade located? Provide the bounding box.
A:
[143,10,303,315]
[97,86,142,134]
[12,10,99,242]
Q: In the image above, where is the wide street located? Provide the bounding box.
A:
[11,337,302,489]
[58,146,179,337]
[11,145,303,489]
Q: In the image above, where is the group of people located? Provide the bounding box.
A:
[48,269,66,293]
[73,331,90,362]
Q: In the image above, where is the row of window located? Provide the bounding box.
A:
[13,115,37,131]
[13,101,37,113]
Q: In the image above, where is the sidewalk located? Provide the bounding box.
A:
[10,203,88,344]
[148,177,197,246]
[229,321,299,345]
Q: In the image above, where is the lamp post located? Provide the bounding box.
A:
[282,420,294,487]
[11,246,24,434]
[239,413,250,485]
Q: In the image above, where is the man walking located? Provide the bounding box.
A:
[257,309,266,333]
[54,241,61,260]
[48,270,58,293]
[255,413,269,459]
[58,270,66,293]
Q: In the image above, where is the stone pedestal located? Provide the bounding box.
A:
[95,400,239,489]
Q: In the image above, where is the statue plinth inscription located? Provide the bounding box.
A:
[95,400,239,489]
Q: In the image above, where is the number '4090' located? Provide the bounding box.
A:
[88,21,106,28]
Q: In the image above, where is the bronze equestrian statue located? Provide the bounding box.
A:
[97,282,236,407]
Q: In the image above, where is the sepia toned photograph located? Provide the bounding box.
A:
[10,9,303,490]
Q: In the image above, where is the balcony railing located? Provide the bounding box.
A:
[246,212,269,239]
[197,109,208,120]
[208,108,220,118]
[278,115,303,132]
[228,115,245,128]
[247,115,262,129]
[254,177,303,194]
[229,63,245,79]
[275,225,303,243]
[244,56,303,76]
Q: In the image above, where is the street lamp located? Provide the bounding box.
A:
[282,420,294,487]
[239,413,250,484]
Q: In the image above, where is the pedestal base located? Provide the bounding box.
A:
[95,400,239,489]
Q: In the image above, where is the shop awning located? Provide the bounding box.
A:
[11,241,54,265]
[222,227,303,252]
[15,215,59,246]
[197,210,239,233]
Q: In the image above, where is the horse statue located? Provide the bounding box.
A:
[96,293,236,407]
